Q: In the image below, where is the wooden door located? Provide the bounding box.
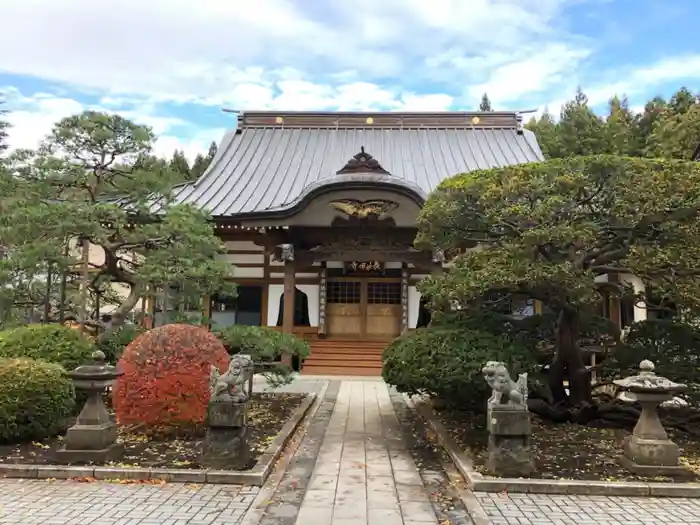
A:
[326,280,362,337]
[365,280,402,339]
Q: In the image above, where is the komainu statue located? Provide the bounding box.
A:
[209,354,253,403]
[482,361,528,410]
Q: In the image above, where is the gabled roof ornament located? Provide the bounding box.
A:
[336,146,390,175]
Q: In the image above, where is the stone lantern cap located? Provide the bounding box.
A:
[613,360,687,394]
[67,350,123,390]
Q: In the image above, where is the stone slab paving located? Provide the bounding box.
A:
[0,478,258,525]
[476,492,700,524]
[0,377,327,525]
[256,379,449,525]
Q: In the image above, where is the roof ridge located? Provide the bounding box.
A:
[236,111,524,131]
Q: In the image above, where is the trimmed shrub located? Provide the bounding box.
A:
[0,323,95,371]
[112,324,229,428]
[382,326,538,411]
[216,325,310,386]
[601,320,700,398]
[0,358,75,442]
[96,324,146,364]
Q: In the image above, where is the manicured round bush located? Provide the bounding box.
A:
[96,324,146,364]
[112,324,229,428]
[382,325,537,411]
[0,358,76,442]
[0,323,95,371]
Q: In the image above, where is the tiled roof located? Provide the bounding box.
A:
[174,111,544,217]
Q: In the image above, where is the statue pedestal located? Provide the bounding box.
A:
[620,392,684,475]
[55,356,124,465]
[485,407,534,477]
[201,400,250,470]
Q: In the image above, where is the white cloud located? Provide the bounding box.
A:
[0,0,589,108]
[531,54,700,118]
[2,87,84,150]
[2,88,216,162]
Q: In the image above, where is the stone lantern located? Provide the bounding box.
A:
[56,350,125,464]
[614,360,687,475]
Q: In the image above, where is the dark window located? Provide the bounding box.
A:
[211,285,263,328]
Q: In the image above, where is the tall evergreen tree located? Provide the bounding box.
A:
[525,109,560,158]
[668,87,697,115]
[635,96,667,155]
[479,93,493,112]
[206,141,218,161]
[169,149,191,179]
[646,98,700,160]
[557,87,605,156]
[190,153,208,179]
[603,95,637,155]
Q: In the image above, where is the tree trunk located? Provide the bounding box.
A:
[552,307,592,406]
[107,283,144,330]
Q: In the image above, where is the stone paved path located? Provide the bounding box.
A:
[476,491,700,524]
[0,478,258,524]
[256,379,447,525]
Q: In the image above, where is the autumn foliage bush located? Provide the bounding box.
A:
[112,324,229,428]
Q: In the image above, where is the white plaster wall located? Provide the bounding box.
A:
[232,267,264,278]
[224,241,264,251]
[621,273,647,323]
[218,253,264,264]
[267,284,284,327]
[266,284,319,327]
[408,286,421,329]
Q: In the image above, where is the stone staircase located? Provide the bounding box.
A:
[301,339,388,376]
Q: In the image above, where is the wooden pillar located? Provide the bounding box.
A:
[318,263,327,336]
[401,265,410,334]
[280,244,295,366]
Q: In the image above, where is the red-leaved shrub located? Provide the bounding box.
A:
[112,324,229,428]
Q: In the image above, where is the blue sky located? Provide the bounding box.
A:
[1,0,699,160]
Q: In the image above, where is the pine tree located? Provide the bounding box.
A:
[668,87,696,115]
[206,141,218,161]
[190,153,208,179]
[603,95,637,155]
[479,93,493,112]
[169,149,191,179]
[635,96,667,155]
[556,87,605,156]
[526,109,560,158]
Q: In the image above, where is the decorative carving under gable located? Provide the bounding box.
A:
[329,199,398,221]
[336,146,390,175]
[273,243,294,262]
